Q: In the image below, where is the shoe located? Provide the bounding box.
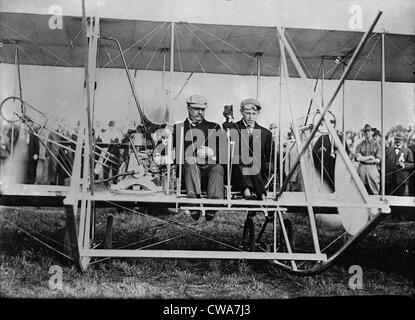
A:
[244,194,257,201]
[205,210,216,221]
[247,211,256,218]
[190,210,201,221]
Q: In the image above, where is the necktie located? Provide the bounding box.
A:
[394,147,400,155]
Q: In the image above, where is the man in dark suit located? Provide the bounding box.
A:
[25,128,40,184]
[385,132,414,196]
[223,98,272,201]
[408,137,415,196]
[312,118,349,191]
[172,94,225,221]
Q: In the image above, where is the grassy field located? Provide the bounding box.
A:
[0,205,414,299]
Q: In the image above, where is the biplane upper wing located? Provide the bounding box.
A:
[0,12,413,82]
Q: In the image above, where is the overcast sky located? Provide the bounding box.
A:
[0,0,414,133]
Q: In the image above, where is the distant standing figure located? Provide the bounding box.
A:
[408,138,415,196]
[385,133,414,196]
[35,128,49,184]
[25,129,39,184]
[101,120,123,184]
[355,124,381,195]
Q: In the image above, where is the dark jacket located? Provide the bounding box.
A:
[173,118,226,164]
[312,132,349,190]
[385,144,414,185]
[223,119,272,171]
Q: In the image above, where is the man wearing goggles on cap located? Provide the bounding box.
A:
[223,98,272,202]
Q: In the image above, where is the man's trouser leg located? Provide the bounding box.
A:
[206,164,224,199]
[394,182,407,196]
[385,180,394,195]
[357,165,368,186]
[231,164,254,194]
[409,176,415,196]
[184,163,202,197]
[365,164,380,195]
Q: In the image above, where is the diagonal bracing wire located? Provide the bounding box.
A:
[285,31,313,79]
[145,24,171,70]
[183,23,238,75]
[2,216,73,261]
[101,22,168,68]
[0,22,74,67]
[16,44,38,65]
[126,22,169,69]
[54,28,82,66]
[352,36,380,80]
[186,22,280,73]
[175,24,206,73]
[321,32,380,80]
[389,169,415,196]
[175,25,183,73]
[385,34,415,68]
[0,31,38,65]
[104,200,244,252]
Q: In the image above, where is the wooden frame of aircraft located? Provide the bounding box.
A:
[0,3,414,274]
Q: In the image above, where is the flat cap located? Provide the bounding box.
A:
[269,122,278,130]
[394,132,404,140]
[240,98,262,111]
[186,94,207,108]
[373,129,381,137]
[362,123,373,131]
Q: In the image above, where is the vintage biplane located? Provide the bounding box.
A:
[0,4,414,274]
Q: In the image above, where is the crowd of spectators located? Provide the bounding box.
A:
[1,118,414,197]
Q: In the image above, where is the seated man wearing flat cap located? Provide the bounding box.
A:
[385,132,414,196]
[173,94,225,221]
[223,98,272,201]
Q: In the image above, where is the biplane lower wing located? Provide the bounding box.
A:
[1,184,412,214]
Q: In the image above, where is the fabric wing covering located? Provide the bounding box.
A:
[0,12,413,82]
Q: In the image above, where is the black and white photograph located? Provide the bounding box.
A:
[0,0,414,311]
